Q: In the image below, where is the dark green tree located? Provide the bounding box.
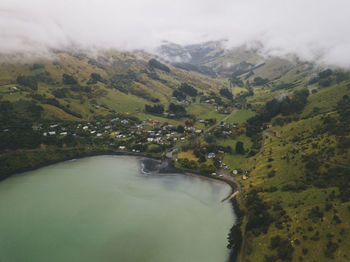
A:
[62,74,77,85]
[236,141,244,154]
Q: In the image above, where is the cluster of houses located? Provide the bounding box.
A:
[35,117,205,148]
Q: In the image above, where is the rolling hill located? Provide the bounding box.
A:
[1,44,350,262]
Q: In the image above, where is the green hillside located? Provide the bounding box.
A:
[0,50,230,122]
[1,46,350,262]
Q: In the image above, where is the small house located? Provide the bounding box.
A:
[208,152,216,159]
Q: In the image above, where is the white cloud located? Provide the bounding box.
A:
[0,0,349,66]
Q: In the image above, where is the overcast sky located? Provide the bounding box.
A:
[0,0,349,67]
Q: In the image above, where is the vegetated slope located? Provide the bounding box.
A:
[239,70,350,262]
[1,44,350,262]
[0,48,235,178]
[0,49,229,122]
[157,40,307,80]
[158,44,350,261]
[161,44,350,262]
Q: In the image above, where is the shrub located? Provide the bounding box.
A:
[308,206,323,222]
[269,236,294,261]
[324,241,339,259]
[267,171,276,178]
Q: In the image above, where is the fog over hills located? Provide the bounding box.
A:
[1,2,350,262]
[1,0,350,67]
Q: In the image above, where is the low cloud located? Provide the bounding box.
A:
[0,0,349,67]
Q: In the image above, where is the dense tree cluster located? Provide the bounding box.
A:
[172,89,187,101]
[108,73,136,93]
[253,77,269,86]
[145,104,164,115]
[308,69,350,87]
[90,73,102,83]
[231,61,254,77]
[173,62,216,77]
[246,89,309,139]
[148,59,170,73]
[245,190,273,236]
[35,71,55,84]
[172,83,198,101]
[199,91,223,104]
[30,63,45,71]
[220,88,233,100]
[198,163,216,174]
[0,101,43,151]
[52,88,69,98]
[29,94,82,118]
[235,141,244,154]
[268,235,294,261]
[230,75,244,87]
[318,69,333,79]
[321,95,350,137]
[168,103,187,117]
[62,74,77,85]
[16,75,38,90]
[273,82,297,91]
[178,158,198,169]
[179,83,198,97]
[324,240,339,259]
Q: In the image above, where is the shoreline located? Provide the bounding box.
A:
[0,151,243,262]
[2,151,236,194]
[0,151,161,183]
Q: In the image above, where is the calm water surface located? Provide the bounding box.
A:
[0,156,235,262]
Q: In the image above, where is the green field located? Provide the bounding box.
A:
[226,109,255,124]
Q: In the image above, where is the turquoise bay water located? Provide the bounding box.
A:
[0,156,235,262]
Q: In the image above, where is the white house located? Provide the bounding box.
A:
[208,152,216,159]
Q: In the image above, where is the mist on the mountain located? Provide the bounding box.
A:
[0,0,349,67]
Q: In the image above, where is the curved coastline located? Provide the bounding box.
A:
[0,151,243,262]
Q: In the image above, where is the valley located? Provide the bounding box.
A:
[1,42,350,262]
